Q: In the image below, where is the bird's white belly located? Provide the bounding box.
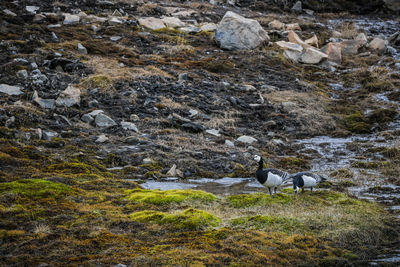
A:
[263,172,283,187]
[302,175,317,187]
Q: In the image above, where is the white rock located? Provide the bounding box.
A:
[225,140,235,147]
[130,114,139,121]
[206,129,221,137]
[17,70,28,79]
[283,50,302,62]
[142,158,152,164]
[0,84,23,96]
[355,33,368,46]
[171,10,196,17]
[96,134,108,143]
[81,114,94,123]
[200,23,217,32]
[305,34,319,48]
[42,131,58,141]
[275,41,303,52]
[63,14,80,24]
[108,17,124,25]
[121,121,139,132]
[299,47,328,64]
[162,17,185,28]
[214,11,269,50]
[77,43,88,54]
[180,26,201,33]
[188,109,198,117]
[291,1,302,12]
[88,110,104,117]
[85,15,107,23]
[48,24,61,29]
[368,37,387,54]
[95,113,117,127]
[288,30,308,47]
[237,135,257,144]
[56,85,81,107]
[268,20,285,30]
[138,17,166,30]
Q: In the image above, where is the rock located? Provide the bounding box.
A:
[200,23,217,32]
[138,17,166,30]
[355,33,368,46]
[394,63,400,71]
[292,1,303,12]
[214,11,269,50]
[26,6,40,14]
[276,41,303,52]
[288,30,308,47]
[51,32,59,42]
[321,42,342,64]
[171,10,196,17]
[384,0,400,11]
[56,85,81,107]
[85,15,107,24]
[0,84,23,96]
[114,264,127,267]
[332,31,342,38]
[225,140,235,147]
[166,164,183,178]
[299,47,328,64]
[90,25,100,32]
[268,20,285,30]
[35,128,42,140]
[42,131,58,141]
[130,114,139,121]
[95,113,117,127]
[304,9,314,15]
[181,122,205,133]
[3,9,17,16]
[188,109,198,117]
[237,135,257,144]
[284,50,302,61]
[162,17,185,28]
[180,26,201,33]
[121,121,139,132]
[388,32,400,45]
[96,134,108,143]
[305,34,319,48]
[63,14,80,25]
[30,69,48,87]
[368,37,387,54]
[30,62,38,70]
[241,84,256,91]
[17,70,28,79]
[108,17,124,25]
[33,14,46,22]
[88,110,104,117]
[5,116,15,127]
[206,129,221,137]
[110,36,122,42]
[77,43,87,54]
[285,23,301,31]
[54,114,72,126]
[81,114,94,123]
[48,24,62,29]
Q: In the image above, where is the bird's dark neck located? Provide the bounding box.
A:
[258,157,264,170]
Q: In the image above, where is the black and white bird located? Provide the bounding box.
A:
[291,172,327,193]
[254,155,290,196]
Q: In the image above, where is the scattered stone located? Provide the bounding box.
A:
[110,36,122,42]
[114,264,127,267]
[200,23,217,32]
[48,24,61,29]
[299,47,328,64]
[112,9,123,17]
[5,116,15,127]
[121,121,139,132]
[142,158,152,164]
[214,11,269,50]
[268,20,285,30]
[30,62,38,70]
[108,17,124,25]
[30,69,48,87]
[340,40,363,55]
[206,129,221,137]
[96,134,108,143]
[32,91,55,109]
[42,130,58,141]
[368,37,387,54]
[35,128,42,140]
[26,6,40,14]
[56,85,81,107]
[166,164,183,178]
[33,14,46,22]
[91,25,100,32]
[138,17,166,30]
[394,63,400,71]
[284,50,302,62]
[321,42,342,64]
[17,70,28,79]
[0,84,23,96]
[180,26,201,33]
[130,114,139,121]
[88,110,104,117]
[188,109,198,117]
[77,43,88,54]
[95,113,117,127]
[388,32,399,45]
[54,114,72,126]
[51,32,59,41]
[291,1,302,13]
[171,10,196,17]
[237,135,257,144]
[288,30,308,47]
[3,9,17,16]
[162,17,185,28]
[63,14,80,25]
[181,122,205,133]
[285,23,301,31]
[305,34,319,48]
[81,114,94,123]
[304,9,314,15]
[276,41,303,52]
[225,140,235,147]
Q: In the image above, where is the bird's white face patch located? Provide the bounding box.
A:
[254,155,261,162]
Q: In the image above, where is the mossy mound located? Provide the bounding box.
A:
[230,215,306,233]
[0,179,73,199]
[130,208,220,230]
[227,192,293,208]
[125,188,217,205]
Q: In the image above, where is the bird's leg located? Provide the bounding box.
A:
[311,187,313,193]
[274,187,277,194]
[268,187,272,196]
[301,188,305,194]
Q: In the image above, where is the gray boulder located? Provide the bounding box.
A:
[0,84,23,95]
[56,85,81,107]
[237,135,257,144]
[95,113,117,127]
[214,11,269,50]
[121,121,139,132]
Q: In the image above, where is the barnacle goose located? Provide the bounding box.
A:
[291,172,327,193]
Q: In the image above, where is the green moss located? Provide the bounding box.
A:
[227,193,292,208]
[139,162,163,171]
[125,188,217,205]
[364,80,392,92]
[144,171,162,178]
[351,161,386,169]
[0,179,73,199]
[228,163,251,177]
[130,208,220,230]
[368,108,397,124]
[230,215,306,232]
[81,75,113,91]
[47,162,101,174]
[343,111,371,134]
[279,157,310,171]
[330,168,354,179]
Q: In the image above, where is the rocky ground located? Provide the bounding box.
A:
[1,0,400,265]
